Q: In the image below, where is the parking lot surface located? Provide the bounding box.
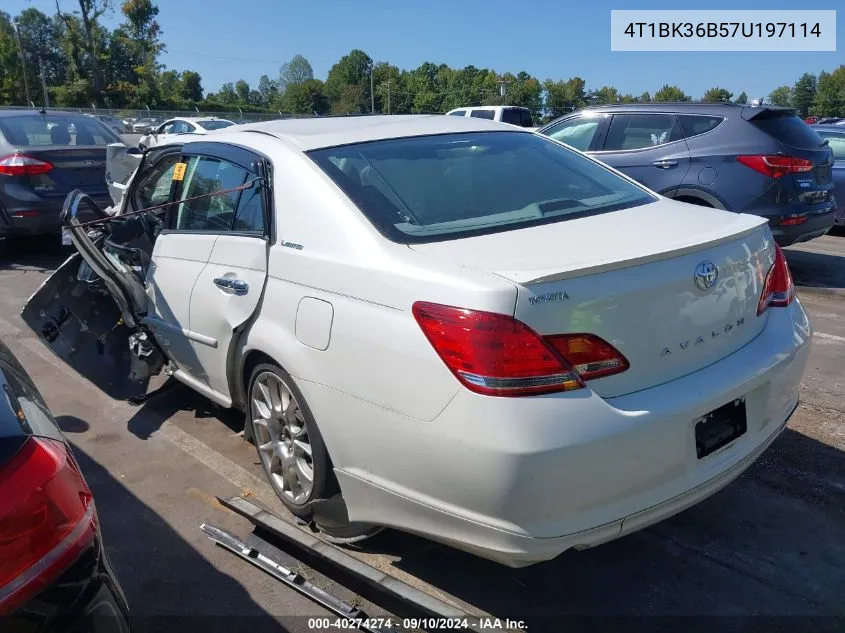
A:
[0,232,843,631]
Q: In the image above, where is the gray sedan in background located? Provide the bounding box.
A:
[812,124,845,228]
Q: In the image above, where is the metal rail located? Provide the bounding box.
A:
[201,523,397,633]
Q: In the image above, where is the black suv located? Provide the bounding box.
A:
[538,103,837,246]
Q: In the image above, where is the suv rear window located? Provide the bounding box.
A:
[752,113,825,149]
[309,131,656,244]
[0,115,119,147]
[501,108,534,128]
[470,110,495,120]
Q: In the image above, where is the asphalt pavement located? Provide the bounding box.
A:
[0,232,843,632]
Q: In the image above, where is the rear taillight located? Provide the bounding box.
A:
[757,245,795,316]
[412,302,628,397]
[737,155,813,179]
[0,154,54,177]
[0,437,96,615]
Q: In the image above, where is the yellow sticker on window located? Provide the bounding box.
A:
[172,162,187,181]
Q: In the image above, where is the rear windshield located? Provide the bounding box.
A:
[309,131,656,244]
[198,120,234,131]
[0,115,120,147]
[752,113,826,150]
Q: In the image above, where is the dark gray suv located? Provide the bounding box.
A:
[538,103,837,246]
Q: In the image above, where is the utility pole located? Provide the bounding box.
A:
[12,21,32,106]
[370,63,375,113]
[38,57,49,108]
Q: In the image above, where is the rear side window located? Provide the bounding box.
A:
[520,109,534,127]
[0,115,119,147]
[448,110,466,117]
[752,114,825,150]
[197,120,234,130]
[543,117,602,151]
[501,109,522,126]
[678,115,724,138]
[603,114,683,151]
[470,110,495,120]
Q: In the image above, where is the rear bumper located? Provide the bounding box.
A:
[315,300,812,567]
[0,196,110,238]
[763,200,837,246]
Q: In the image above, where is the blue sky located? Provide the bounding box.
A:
[7,0,843,100]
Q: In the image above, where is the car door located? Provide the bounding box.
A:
[541,113,610,152]
[147,142,270,404]
[591,112,691,196]
[816,129,845,222]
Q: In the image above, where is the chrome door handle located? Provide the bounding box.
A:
[652,159,678,169]
[213,277,249,295]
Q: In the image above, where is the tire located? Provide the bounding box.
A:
[246,362,380,542]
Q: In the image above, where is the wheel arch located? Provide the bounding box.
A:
[670,187,726,209]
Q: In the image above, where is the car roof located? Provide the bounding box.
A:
[233,114,525,151]
[812,124,845,131]
[0,109,95,119]
[172,116,233,123]
[448,105,528,113]
[560,102,794,116]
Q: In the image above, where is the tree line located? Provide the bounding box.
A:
[2,3,844,120]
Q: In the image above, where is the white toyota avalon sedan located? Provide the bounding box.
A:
[23,115,812,567]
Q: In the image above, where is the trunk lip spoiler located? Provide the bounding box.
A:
[741,105,796,121]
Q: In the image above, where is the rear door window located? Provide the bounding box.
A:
[470,109,495,120]
[603,114,684,151]
[448,110,467,117]
[752,113,825,149]
[678,115,724,139]
[520,109,535,127]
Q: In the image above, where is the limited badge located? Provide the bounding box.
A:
[172,162,187,181]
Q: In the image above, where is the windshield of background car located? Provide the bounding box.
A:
[309,131,657,243]
[197,120,234,131]
[0,114,120,147]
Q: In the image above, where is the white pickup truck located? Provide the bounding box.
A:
[445,105,536,130]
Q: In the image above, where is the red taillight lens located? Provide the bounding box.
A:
[0,154,54,177]
[737,155,814,179]
[412,302,628,397]
[546,334,630,380]
[757,245,795,316]
[0,437,96,614]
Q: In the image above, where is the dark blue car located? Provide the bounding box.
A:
[811,124,845,228]
[538,103,837,246]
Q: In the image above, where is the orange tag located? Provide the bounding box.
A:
[172,162,187,181]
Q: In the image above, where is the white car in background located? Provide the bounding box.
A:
[24,115,811,568]
[446,105,536,130]
[138,116,235,150]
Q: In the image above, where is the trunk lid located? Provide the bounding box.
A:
[24,146,109,201]
[409,200,773,398]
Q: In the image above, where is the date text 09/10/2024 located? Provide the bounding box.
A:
[306,618,528,630]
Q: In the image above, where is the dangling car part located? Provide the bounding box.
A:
[21,189,165,400]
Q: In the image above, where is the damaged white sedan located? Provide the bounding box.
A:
[23,115,812,567]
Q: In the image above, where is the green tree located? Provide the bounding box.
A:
[619,93,637,103]
[543,77,587,119]
[325,49,372,113]
[179,69,202,102]
[278,53,313,92]
[735,91,748,104]
[653,84,690,102]
[811,67,845,117]
[234,79,249,104]
[768,85,793,107]
[281,78,328,114]
[639,91,651,102]
[56,0,112,104]
[702,87,733,103]
[591,85,619,104]
[0,12,25,105]
[257,73,277,107]
[15,8,67,105]
[792,72,817,117]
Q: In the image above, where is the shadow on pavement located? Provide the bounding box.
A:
[63,422,289,633]
[784,247,845,290]
[125,382,244,440]
[0,235,71,273]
